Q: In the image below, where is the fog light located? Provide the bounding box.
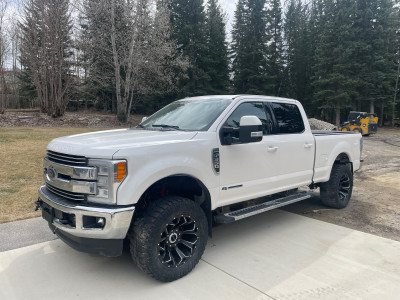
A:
[97,188,109,198]
[96,217,105,227]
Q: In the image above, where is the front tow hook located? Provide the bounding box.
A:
[34,199,43,211]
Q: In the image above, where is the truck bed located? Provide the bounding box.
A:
[312,130,358,136]
[312,130,361,184]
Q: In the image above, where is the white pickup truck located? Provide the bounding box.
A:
[37,95,362,281]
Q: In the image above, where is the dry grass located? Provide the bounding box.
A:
[0,127,111,224]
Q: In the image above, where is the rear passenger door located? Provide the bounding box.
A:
[264,102,315,190]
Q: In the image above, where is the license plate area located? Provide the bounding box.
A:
[41,202,54,224]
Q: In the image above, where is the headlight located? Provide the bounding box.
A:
[87,159,127,204]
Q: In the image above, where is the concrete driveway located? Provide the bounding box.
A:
[1,210,400,300]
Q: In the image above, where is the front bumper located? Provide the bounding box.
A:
[38,185,135,256]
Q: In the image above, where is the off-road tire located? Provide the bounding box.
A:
[352,127,362,134]
[320,164,353,209]
[129,196,208,282]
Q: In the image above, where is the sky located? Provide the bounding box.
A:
[220,0,238,33]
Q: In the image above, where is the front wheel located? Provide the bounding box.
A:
[320,164,353,208]
[129,196,208,282]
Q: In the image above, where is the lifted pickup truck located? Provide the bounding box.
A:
[37,95,362,281]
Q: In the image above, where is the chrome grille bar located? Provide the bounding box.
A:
[47,150,87,166]
[46,183,86,201]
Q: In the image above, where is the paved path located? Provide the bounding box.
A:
[1,210,400,300]
[0,217,57,252]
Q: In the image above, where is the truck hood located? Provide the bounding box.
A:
[47,128,198,158]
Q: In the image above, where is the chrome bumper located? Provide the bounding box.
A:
[38,185,135,239]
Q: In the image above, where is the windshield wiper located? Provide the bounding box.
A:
[152,124,181,130]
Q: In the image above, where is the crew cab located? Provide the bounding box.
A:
[36,95,362,281]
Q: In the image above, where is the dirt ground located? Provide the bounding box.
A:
[0,110,143,128]
[283,127,400,242]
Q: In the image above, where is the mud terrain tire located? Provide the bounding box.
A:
[320,164,353,209]
[129,196,208,282]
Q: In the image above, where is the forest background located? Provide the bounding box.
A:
[0,0,399,127]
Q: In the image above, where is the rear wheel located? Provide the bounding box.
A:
[352,127,362,134]
[320,164,353,209]
[129,196,208,282]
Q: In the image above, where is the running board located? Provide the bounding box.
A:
[214,191,312,224]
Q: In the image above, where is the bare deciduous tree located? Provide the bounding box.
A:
[20,0,73,117]
[0,0,9,114]
[81,0,188,121]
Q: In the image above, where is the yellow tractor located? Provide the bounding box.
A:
[339,111,378,136]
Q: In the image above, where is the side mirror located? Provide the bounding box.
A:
[220,115,263,145]
[239,116,263,144]
[141,116,148,122]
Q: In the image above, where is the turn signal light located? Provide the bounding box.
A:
[115,162,127,182]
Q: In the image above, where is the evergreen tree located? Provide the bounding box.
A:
[305,0,324,114]
[78,0,126,113]
[312,0,358,126]
[231,0,271,94]
[18,0,41,104]
[352,0,398,117]
[283,0,311,108]
[168,0,209,96]
[267,0,284,96]
[204,0,230,94]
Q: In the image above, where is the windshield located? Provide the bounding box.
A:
[139,98,232,131]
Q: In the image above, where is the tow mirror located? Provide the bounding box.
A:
[239,116,263,143]
[142,116,148,122]
[220,115,263,145]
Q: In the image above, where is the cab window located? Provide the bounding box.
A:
[224,102,269,135]
[270,102,305,134]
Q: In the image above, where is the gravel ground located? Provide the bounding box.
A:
[283,127,400,242]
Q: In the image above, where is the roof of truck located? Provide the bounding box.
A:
[182,94,297,103]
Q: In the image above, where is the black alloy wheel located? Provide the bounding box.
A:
[158,215,199,268]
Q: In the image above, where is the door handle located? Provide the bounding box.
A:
[267,146,279,152]
[304,143,313,149]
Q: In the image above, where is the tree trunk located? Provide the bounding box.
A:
[335,105,341,128]
[370,99,374,113]
[380,100,384,126]
[392,60,400,127]
[110,0,126,121]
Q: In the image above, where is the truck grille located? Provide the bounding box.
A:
[46,150,87,166]
[46,183,86,201]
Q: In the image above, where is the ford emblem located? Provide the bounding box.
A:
[47,166,57,181]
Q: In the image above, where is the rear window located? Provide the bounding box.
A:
[270,102,305,134]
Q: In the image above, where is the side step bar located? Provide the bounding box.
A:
[214,191,312,224]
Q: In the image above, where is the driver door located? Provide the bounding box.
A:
[218,101,277,206]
